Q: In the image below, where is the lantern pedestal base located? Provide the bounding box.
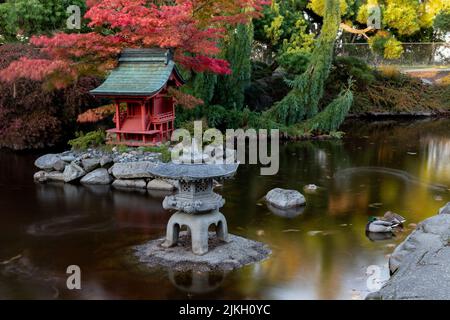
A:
[162,211,228,255]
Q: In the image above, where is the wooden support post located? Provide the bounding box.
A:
[115,100,121,130]
[141,101,146,131]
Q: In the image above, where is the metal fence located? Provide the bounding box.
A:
[338,42,450,67]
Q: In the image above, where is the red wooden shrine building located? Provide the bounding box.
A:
[91,48,184,146]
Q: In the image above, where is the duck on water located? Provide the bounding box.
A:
[366,211,406,233]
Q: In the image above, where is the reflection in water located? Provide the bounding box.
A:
[334,166,448,191]
[266,203,305,218]
[168,270,226,294]
[422,135,450,182]
[1,119,450,299]
[27,215,113,237]
[365,231,394,242]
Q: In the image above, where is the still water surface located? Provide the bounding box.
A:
[1,119,449,299]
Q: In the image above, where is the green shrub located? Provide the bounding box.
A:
[434,10,450,33]
[277,52,311,75]
[178,118,209,136]
[251,61,273,80]
[302,87,353,133]
[332,56,375,85]
[68,130,106,150]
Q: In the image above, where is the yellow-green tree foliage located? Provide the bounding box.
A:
[313,0,450,59]
[254,0,316,57]
[267,0,353,134]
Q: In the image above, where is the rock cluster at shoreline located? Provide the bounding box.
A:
[33,148,177,192]
[367,203,450,300]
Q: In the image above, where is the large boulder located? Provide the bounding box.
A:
[367,203,450,300]
[147,179,176,191]
[80,168,113,185]
[34,154,61,171]
[63,163,86,183]
[112,179,147,190]
[438,202,450,215]
[81,158,100,172]
[111,161,157,179]
[46,171,65,182]
[265,188,306,209]
[61,154,76,162]
[34,171,65,183]
[100,155,113,168]
[52,160,68,172]
[388,211,450,274]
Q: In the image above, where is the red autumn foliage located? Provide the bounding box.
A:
[0,0,268,86]
[0,44,102,150]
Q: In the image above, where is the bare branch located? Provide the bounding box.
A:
[340,23,375,39]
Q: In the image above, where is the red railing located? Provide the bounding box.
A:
[150,111,174,123]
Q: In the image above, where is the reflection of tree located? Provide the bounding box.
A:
[223,119,450,299]
[421,135,450,182]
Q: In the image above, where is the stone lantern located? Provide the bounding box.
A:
[147,140,238,255]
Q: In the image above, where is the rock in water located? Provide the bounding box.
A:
[134,232,271,272]
[439,202,450,215]
[63,163,86,183]
[34,171,47,183]
[46,171,65,182]
[147,179,176,191]
[81,158,100,172]
[34,171,66,183]
[389,212,450,274]
[111,161,157,179]
[367,203,450,300]
[34,154,61,171]
[265,188,306,209]
[80,168,113,185]
[303,184,318,193]
[112,179,147,190]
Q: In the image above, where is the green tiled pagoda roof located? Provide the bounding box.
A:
[90,48,184,97]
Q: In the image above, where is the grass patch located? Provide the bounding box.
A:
[68,130,106,150]
[140,145,171,163]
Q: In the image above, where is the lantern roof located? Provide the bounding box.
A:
[147,162,239,181]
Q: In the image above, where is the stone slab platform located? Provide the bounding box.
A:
[134,232,271,272]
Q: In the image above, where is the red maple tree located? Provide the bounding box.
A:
[0,0,267,89]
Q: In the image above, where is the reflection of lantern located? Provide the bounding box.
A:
[168,270,225,294]
[148,141,239,255]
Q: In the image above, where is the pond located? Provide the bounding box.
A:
[1,118,449,300]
